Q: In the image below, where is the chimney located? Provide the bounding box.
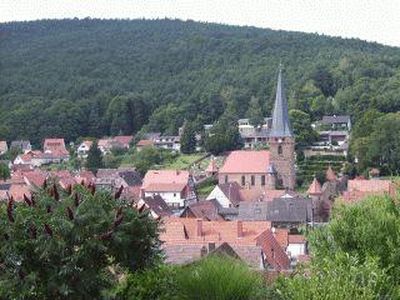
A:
[237,221,244,238]
[196,219,203,237]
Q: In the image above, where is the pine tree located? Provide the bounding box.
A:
[246,96,264,126]
[86,140,104,173]
[180,122,197,154]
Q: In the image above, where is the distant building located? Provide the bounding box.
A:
[161,217,291,270]
[238,118,272,148]
[181,199,225,221]
[153,135,181,152]
[141,170,196,208]
[77,140,93,158]
[0,141,8,155]
[10,140,32,153]
[136,195,173,220]
[341,178,396,203]
[317,115,351,131]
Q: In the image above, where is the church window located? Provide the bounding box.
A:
[225,175,228,183]
[251,175,255,186]
[261,175,265,186]
[278,145,283,155]
[241,176,245,186]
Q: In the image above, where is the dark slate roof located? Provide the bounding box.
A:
[238,197,312,223]
[118,170,142,186]
[10,140,31,149]
[209,242,241,260]
[321,115,350,124]
[270,68,293,138]
[218,182,242,206]
[181,199,224,221]
[0,183,11,191]
[266,197,312,223]
[143,195,173,217]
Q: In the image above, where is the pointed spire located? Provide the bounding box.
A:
[308,177,322,195]
[270,66,293,137]
[326,166,337,182]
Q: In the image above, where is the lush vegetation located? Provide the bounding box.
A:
[115,255,269,300]
[1,19,399,151]
[275,195,400,299]
[0,182,161,299]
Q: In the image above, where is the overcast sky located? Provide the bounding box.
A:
[1,0,399,47]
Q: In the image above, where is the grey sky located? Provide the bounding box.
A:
[1,0,399,47]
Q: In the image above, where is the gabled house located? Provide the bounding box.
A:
[0,141,8,155]
[154,135,181,152]
[43,138,67,153]
[341,178,396,203]
[206,182,242,208]
[136,195,173,219]
[136,139,154,151]
[180,199,224,221]
[113,135,134,149]
[77,140,93,158]
[141,170,195,208]
[10,140,32,153]
[161,218,291,270]
[95,168,141,192]
[238,197,312,228]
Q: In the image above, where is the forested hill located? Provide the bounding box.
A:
[1,18,400,145]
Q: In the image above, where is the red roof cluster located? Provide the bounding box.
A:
[142,170,190,193]
[342,179,396,203]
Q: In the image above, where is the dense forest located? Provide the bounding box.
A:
[1,18,400,172]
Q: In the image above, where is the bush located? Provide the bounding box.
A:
[114,265,180,300]
[177,256,268,300]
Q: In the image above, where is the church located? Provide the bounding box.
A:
[218,68,296,190]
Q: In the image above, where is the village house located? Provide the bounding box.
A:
[77,140,93,158]
[153,135,181,152]
[136,139,154,151]
[95,168,142,194]
[161,217,291,270]
[341,178,396,203]
[238,117,272,149]
[180,199,225,221]
[141,170,196,208]
[237,197,313,228]
[315,115,352,131]
[0,141,8,155]
[10,140,32,153]
[136,195,173,220]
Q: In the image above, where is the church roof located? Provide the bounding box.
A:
[307,177,322,195]
[270,67,293,138]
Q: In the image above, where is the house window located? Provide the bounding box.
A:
[278,145,283,155]
[261,175,265,186]
[251,175,255,186]
[225,175,228,183]
[241,176,245,186]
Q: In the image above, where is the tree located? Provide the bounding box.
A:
[205,120,243,155]
[289,109,318,148]
[0,163,10,181]
[0,183,161,299]
[312,65,337,97]
[180,122,197,154]
[246,96,264,126]
[85,141,104,174]
[275,196,400,299]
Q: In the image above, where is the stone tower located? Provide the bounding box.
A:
[268,67,296,190]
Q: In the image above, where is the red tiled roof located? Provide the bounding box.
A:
[256,230,291,270]
[43,138,66,152]
[137,139,154,147]
[307,177,322,195]
[113,136,133,147]
[8,184,31,202]
[23,170,47,187]
[288,234,306,244]
[239,188,264,202]
[143,170,189,192]
[145,182,187,193]
[342,179,396,203]
[326,166,337,181]
[219,151,270,174]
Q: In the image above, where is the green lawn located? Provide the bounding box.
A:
[163,153,206,170]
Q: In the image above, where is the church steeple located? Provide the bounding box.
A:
[270,66,292,138]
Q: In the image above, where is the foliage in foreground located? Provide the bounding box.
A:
[0,183,161,299]
[116,255,270,300]
[275,195,400,299]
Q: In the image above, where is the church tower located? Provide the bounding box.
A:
[269,67,296,190]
